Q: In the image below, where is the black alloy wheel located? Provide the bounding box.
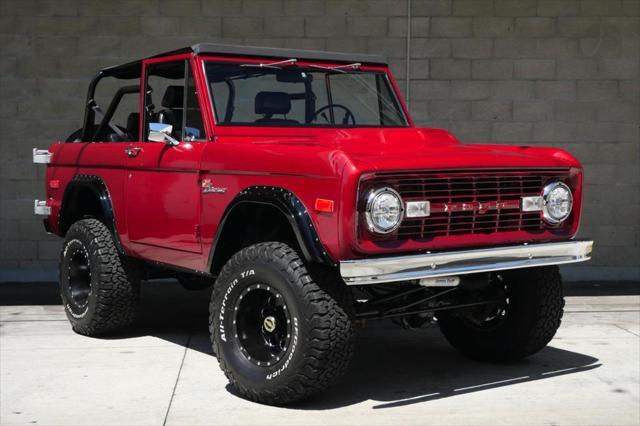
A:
[67,245,92,309]
[234,284,292,367]
[460,276,510,331]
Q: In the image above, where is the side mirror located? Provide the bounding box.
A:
[149,122,179,146]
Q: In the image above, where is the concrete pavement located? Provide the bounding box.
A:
[1,281,638,425]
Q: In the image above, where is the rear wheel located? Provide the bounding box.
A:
[59,219,140,336]
[209,242,355,405]
[437,266,564,362]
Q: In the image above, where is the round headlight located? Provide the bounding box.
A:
[542,181,573,224]
[365,187,404,234]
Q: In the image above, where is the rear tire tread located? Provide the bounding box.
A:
[438,266,564,362]
[61,218,139,336]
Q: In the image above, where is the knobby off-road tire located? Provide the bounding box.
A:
[59,219,140,336]
[437,266,564,362]
[209,242,355,405]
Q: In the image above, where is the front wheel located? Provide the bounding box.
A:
[437,266,564,362]
[209,242,355,405]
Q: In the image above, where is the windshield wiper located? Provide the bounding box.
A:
[308,63,362,73]
[240,58,297,69]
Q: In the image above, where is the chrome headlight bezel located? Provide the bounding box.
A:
[365,187,404,234]
[542,181,573,224]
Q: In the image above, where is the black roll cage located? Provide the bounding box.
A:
[81,64,141,142]
[81,70,106,141]
[90,85,140,141]
[81,59,190,142]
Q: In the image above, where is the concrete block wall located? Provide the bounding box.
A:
[0,0,638,280]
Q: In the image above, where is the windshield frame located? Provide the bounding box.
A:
[201,56,412,129]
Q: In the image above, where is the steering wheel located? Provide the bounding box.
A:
[313,104,356,126]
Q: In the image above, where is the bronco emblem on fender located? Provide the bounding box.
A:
[201,178,227,194]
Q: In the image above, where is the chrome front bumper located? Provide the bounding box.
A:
[340,240,593,285]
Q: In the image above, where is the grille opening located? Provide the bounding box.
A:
[363,169,568,240]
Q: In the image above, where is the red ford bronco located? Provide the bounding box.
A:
[34,44,593,405]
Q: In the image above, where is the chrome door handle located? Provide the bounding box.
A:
[124,147,142,158]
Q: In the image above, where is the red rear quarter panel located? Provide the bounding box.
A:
[45,142,128,246]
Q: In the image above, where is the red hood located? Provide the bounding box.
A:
[327,128,580,172]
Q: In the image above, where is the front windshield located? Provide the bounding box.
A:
[205,62,408,127]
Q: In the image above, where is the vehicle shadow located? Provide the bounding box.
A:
[293,330,600,410]
[0,280,605,409]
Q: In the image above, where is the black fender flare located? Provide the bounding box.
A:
[207,186,336,272]
[59,174,124,253]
